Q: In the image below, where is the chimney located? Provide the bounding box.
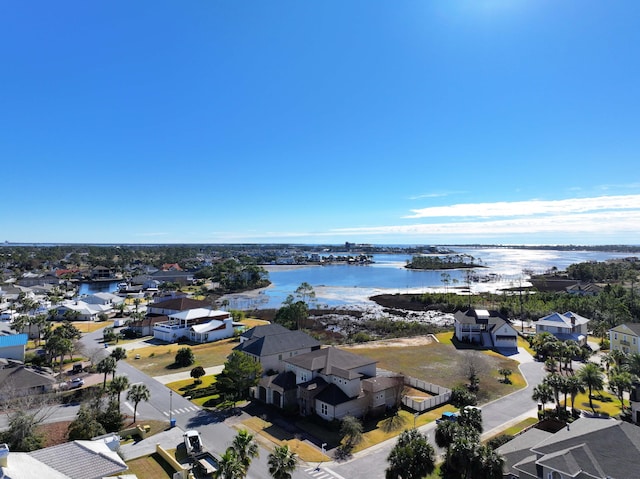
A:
[0,443,9,467]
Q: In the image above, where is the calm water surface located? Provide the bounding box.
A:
[227,247,635,309]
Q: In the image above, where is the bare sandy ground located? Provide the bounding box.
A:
[342,335,436,349]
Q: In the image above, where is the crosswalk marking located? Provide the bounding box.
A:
[162,405,200,417]
[304,467,346,479]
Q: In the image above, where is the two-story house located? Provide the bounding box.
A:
[153,307,235,344]
[609,323,640,354]
[235,324,402,420]
[535,311,589,345]
[453,308,518,351]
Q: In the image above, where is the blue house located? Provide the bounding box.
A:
[0,333,28,361]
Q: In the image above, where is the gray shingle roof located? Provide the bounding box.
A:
[285,347,375,379]
[499,417,640,479]
[315,383,351,405]
[235,327,320,356]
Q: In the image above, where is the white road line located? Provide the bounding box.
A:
[123,401,135,413]
[324,468,347,479]
[163,411,169,417]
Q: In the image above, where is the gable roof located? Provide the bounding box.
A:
[240,323,290,340]
[28,440,127,479]
[315,382,352,405]
[235,329,320,357]
[453,308,511,331]
[150,297,210,311]
[611,322,640,336]
[537,311,590,327]
[0,364,55,390]
[498,417,640,479]
[285,346,376,380]
[169,308,229,321]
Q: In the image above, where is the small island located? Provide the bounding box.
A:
[405,253,483,270]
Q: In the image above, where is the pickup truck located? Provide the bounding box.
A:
[436,411,458,424]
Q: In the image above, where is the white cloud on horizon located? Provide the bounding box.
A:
[333,211,640,237]
[405,195,640,219]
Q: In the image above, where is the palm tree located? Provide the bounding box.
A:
[110,346,127,362]
[628,352,640,379]
[565,375,585,412]
[228,429,259,475]
[126,383,150,423]
[479,445,505,479]
[609,371,633,410]
[268,445,298,479]
[544,373,567,412]
[109,375,130,409]
[577,362,605,413]
[32,314,48,346]
[215,449,244,479]
[97,356,117,389]
[385,428,435,479]
[532,383,554,412]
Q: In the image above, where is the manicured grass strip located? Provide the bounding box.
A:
[484,416,538,443]
[241,417,328,462]
[517,336,536,356]
[126,453,174,479]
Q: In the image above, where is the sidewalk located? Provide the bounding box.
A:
[154,366,224,384]
[119,425,186,461]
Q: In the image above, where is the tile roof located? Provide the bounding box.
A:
[29,440,127,479]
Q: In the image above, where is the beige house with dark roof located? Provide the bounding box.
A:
[236,324,402,420]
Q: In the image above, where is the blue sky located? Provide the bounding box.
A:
[2,1,639,245]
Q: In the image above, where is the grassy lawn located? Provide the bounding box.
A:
[341,341,525,403]
[518,336,536,356]
[126,453,174,479]
[571,390,623,416]
[165,375,220,406]
[124,337,238,377]
[57,320,113,333]
[124,320,268,377]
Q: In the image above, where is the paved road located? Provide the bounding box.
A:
[80,327,308,479]
[54,329,548,479]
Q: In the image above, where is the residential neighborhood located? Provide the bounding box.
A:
[0,245,639,479]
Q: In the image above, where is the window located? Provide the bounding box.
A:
[321,403,328,415]
[615,333,618,340]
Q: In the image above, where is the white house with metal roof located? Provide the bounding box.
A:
[535,311,589,345]
[152,307,235,343]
